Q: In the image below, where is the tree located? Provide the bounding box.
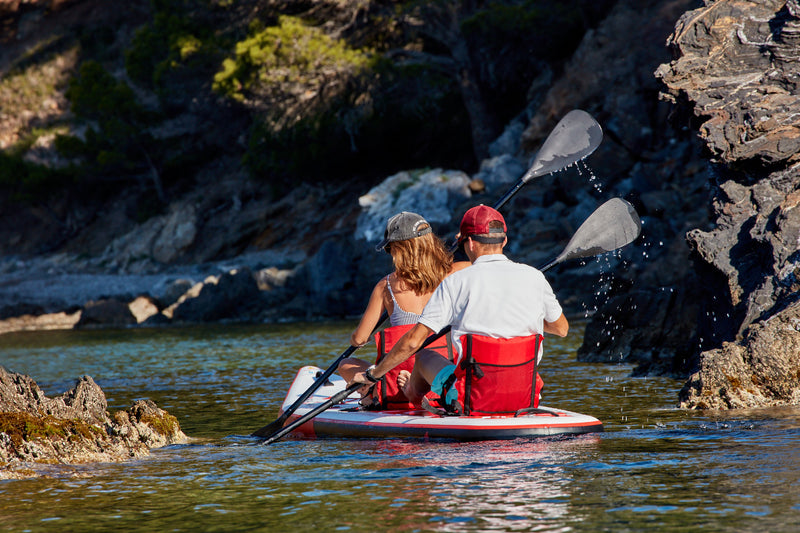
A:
[389,0,497,161]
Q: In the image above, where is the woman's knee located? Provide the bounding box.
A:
[338,357,370,379]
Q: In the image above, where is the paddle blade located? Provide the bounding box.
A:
[252,417,285,438]
[552,198,641,266]
[524,110,603,183]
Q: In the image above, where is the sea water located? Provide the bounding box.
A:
[1,321,799,532]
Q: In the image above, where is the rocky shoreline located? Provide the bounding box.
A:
[0,367,187,480]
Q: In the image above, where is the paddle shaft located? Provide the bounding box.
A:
[251,311,389,438]
[251,345,357,438]
[262,326,452,445]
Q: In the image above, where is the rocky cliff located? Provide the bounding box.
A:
[656,0,800,408]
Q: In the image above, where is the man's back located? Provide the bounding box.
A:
[419,253,563,363]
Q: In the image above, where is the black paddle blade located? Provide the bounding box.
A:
[252,417,285,438]
[524,110,603,183]
[550,198,641,267]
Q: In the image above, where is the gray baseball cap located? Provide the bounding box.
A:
[375,211,433,251]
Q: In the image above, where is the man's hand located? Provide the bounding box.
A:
[347,371,377,400]
[349,371,372,387]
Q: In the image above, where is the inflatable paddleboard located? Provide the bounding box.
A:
[278,366,603,441]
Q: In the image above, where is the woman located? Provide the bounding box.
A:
[339,211,468,407]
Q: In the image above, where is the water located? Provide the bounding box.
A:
[1,321,800,532]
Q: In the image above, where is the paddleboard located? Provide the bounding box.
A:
[279,366,604,441]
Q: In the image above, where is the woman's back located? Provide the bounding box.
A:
[385,274,428,325]
[385,261,471,326]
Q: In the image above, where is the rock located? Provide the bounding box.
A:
[254,266,293,290]
[157,278,196,308]
[0,311,81,335]
[152,204,198,264]
[356,169,473,243]
[100,203,198,271]
[471,154,526,194]
[75,298,137,329]
[656,0,800,166]
[578,286,702,375]
[0,367,186,478]
[679,300,800,409]
[128,295,160,323]
[170,268,261,323]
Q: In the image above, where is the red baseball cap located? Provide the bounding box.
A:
[459,205,507,242]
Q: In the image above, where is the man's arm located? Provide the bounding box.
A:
[543,313,569,337]
[349,322,434,385]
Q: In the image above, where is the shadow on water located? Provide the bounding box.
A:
[2,321,800,531]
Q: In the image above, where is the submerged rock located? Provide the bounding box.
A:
[0,367,187,479]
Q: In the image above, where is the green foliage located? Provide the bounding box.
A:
[244,58,472,184]
[66,61,143,122]
[126,0,218,90]
[219,15,389,184]
[0,151,75,203]
[60,60,160,181]
[213,15,373,101]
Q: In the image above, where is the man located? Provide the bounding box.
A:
[350,204,568,408]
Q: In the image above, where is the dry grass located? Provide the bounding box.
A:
[0,47,78,150]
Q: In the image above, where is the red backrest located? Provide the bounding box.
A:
[454,334,543,416]
[373,324,453,410]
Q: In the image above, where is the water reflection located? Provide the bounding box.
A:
[349,436,601,531]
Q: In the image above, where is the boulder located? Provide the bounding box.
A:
[170,268,262,323]
[0,367,186,479]
[656,0,800,408]
[656,0,800,166]
[679,300,800,409]
[356,168,472,243]
[128,295,160,323]
[75,298,137,329]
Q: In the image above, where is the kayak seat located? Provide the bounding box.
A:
[453,333,544,416]
[370,324,453,410]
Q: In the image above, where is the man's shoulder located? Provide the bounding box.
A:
[478,255,541,272]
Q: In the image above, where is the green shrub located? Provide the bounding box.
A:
[213,15,373,102]
[66,61,143,123]
[61,61,163,182]
[126,0,219,90]
[0,151,75,203]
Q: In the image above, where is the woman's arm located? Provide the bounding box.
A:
[350,278,388,346]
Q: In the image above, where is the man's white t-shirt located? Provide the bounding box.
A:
[418,254,563,364]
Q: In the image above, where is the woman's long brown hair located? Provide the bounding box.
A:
[388,228,453,295]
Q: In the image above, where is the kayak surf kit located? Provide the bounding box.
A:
[252,110,641,444]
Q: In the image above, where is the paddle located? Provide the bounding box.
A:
[251,343,364,438]
[252,109,603,440]
[260,326,455,445]
[261,197,642,445]
[493,109,603,212]
[539,197,642,271]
